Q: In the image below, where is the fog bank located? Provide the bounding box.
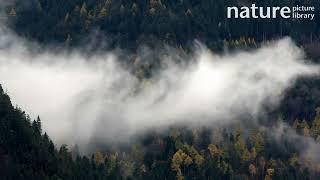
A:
[0,25,319,150]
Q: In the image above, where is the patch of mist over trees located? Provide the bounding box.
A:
[1,84,320,179]
[3,0,320,123]
[1,0,320,179]
[3,0,320,122]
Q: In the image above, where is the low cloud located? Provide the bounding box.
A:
[270,123,320,170]
[0,24,319,152]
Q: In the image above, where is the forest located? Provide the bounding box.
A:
[1,0,320,180]
[3,0,320,51]
[1,84,320,180]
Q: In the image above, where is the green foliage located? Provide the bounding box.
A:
[2,0,320,179]
[311,108,320,138]
[5,0,320,50]
[1,83,320,179]
[0,85,121,179]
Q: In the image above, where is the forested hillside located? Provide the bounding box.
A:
[1,0,320,180]
[3,0,320,122]
[3,0,320,50]
[1,84,320,180]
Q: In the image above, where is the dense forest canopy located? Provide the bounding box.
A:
[1,84,320,179]
[3,0,320,50]
[1,0,320,179]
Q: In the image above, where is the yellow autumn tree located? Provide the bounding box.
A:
[248,164,257,178]
[80,2,88,17]
[171,149,193,180]
[94,150,104,165]
[8,8,17,17]
[264,168,274,180]
[311,107,320,138]
[98,7,107,18]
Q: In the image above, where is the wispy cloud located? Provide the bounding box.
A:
[0,22,319,152]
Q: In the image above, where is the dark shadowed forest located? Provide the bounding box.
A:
[3,0,320,51]
[1,0,320,179]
